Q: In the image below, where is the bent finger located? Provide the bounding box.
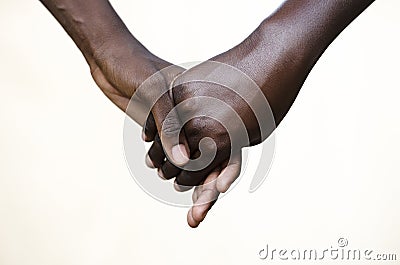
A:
[142,113,157,142]
[216,152,242,193]
[151,73,189,167]
[188,169,220,227]
[146,135,165,168]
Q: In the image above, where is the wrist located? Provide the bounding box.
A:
[231,20,314,125]
[79,20,138,64]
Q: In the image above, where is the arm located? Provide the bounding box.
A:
[39,0,139,66]
[259,0,375,122]
[213,0,376,124]
[147,0,376,227]
[40,0,189,165]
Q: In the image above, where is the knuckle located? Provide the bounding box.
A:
[177,98,201,121]
[172,84,189,103]
[161,115,182,137]
[180,98,198,113]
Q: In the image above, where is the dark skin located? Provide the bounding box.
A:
[146,0,376,227]
[40,0,190,166]
[40,0,375,228]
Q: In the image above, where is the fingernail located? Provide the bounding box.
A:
[172,144,189,166]
[174,182,184,192]
[174,182,192,192]
[145,155,155,168]
[157,168,166,180]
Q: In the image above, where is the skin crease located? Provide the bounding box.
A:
[40,0,190,167]
[40,0,375,228]
[147,0,375,227]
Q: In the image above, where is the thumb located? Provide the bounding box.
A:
[152,93,189,166]
[151,85,189,167]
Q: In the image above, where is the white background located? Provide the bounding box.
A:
[0,0,399,264]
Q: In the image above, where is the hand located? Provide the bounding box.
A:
[41,0,375,228]
[39,0,190,166]
[145,61,268,227]
[180,0,376,226]
[146,18,310,227]
[88,36,190,166]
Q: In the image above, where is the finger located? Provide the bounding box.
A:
[191,172,213,203]
[174,179,194,192]
[157,168,166,180]
[216,152,242,193]
[160,160,181,180]
[192,186,200,202]
[187,208,199,228]
[174,150,203,189]
[152,91,189,167]
[174,156,220,190]
[146,135,165,168]
[190,190,219,225]
[142,113,157,142]
[189,170,220,226]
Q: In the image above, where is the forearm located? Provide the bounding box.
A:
[39,0,147,63]
[235,0,375,124]
[264,0,375,65]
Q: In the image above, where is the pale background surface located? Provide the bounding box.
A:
[0,0,399,264]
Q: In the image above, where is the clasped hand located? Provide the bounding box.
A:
[88,23,303,227]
